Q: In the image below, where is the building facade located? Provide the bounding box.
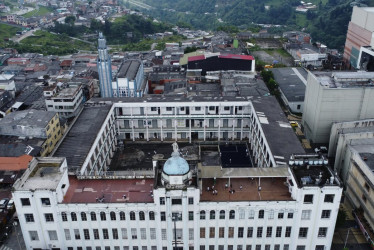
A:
[113,60,145,97]
[97,33,113,98]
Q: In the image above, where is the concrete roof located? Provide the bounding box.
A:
[117,60,141,80]
[271,67,307,102]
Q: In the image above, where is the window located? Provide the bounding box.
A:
[255,246,261,250]
[160,197,165,205]
[112,229,118,239]
[161,212,166,221]
[151,107,157,111]
[318,227,327,237]
[258,210,264,219]
[200,211,206,220]
[71,212,77,221]
[228,227,234,238]
[149,211,155,220]
[29,231,39,241]
[219,227,224,238]
[304,194,314,203]
[248,210,255,219]
[238,227,244,238]
[364,182,370,192]
[284,245,289,250]
[100,229,108,239]
[48,230,58,240]
[220,210,225,219]
[229,210,235,219]
[64,229,71,240]
[268,210,274,219]
[209,227,215,238]
[189,211,194,220]
[74,229,81,239]
[166,107,172,111]
[130,211,136,220]
[266,227,272,237]
[93,229,99,240]
[287,212,294,219]
[120,211,126,220]
[362,194,367,203]
[257,227,263,238]
[315,245,325,250]
[84,229,90,240]
[224,106,230,111]
[324,194,334,203]
[188,197,194,204]
[246,246,251,250]
[239,209,245,219]
[265,246,270,250]
[172,198,182,205]
[200,228,205,238]
[131,228,137,239]
[274,245,280,250]
[276,227,282,237]
[296,247,305,250]
[298,227,308,238]
[301,210,311,220]
[21,198,30,206]
[25,214,34,222]
[81,212,87,221]
[41,198,50,206]
[121,228,128,239]
[285,227,291,237]
[140,228,146,239]
[209,106,215,111]
[278,212,284,219]
[139,211,145,220]
[45,213,54,222]
[195,107,201,111]
[100,212,106,221]
[210,210,215,219]
[162,229,167,240]
[247,227,253,238]
[91,212,97,221]
[110,212,116,220]
[151,228,156,240]
[321,210,331,219]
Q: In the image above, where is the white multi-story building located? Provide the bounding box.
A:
[113,60,145,98]
[13,97,342,250]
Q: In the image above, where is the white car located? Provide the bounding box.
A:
[6,199,14,210]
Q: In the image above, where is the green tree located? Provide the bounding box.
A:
[65,15,76,26]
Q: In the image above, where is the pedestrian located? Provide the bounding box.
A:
[212,190,215,195]
[225,183,228,189]
[215,190,218,195]
[207,186,210,191]
[240,185,242,190]
[212,185,215,190]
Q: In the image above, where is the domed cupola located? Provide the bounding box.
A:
[161,142,192,187]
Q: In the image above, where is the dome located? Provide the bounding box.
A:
[163,152,189,175]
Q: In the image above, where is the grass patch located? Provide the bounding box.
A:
[22,6,53,17]
[118,35,185,52]
[0,23,21,42]
[295,13,308,28]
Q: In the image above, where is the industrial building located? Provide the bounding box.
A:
[113,60,145,97]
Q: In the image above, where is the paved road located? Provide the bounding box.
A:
[0,221,26,250]
[13,28,40,43]
[11,7,34,15]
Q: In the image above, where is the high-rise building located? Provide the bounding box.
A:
[97,33,113,98]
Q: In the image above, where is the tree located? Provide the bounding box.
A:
[65,15,76,26]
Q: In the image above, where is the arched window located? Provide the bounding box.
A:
[120,212,126,220]
[210,210,215,220]
[200,211,206,220]
[61,212,67,221]
[71,212,77,221]
[229,210,235,219]
[149,211,155,220]
[130,211,136,220]
[90,212,96,221]
[81,212,87,221]
[110,211,116,221]
[139,211,145,220]
[249,210,255,219]
[219,210,225,219]
[258,210,264,219]
[100,211,106,221]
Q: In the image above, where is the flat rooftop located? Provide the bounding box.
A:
[117,60,141,80]
[53,103,112,171]
[271,67,307,102]
[291,164,337,188]
[314,71,374,88]
[200,177,293,202]
[251,96,305,164]
[63,176,154,204]
[360,152,374,172]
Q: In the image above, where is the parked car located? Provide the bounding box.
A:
[6,199,14,210]
[0,198,9,209]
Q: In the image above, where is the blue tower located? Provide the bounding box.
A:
[97,32,113,97]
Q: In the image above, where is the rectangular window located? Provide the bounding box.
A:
[189,228,193,240]
[285,227,291,237]
[195,107,201,111]
[189,211,194,221]
[256,227,263,238]
[296,246,305,250]
[84,229,90,240]
[238,227,244,238]
[74,229,81,240]
[140,228,146,240]
[45,213,54,222]
[25,214,34,222]
[188,197,194,204]
[166,107,173,111]
[209,227,215,238]
[93,229,99,240]
[121,228,127,239]
[318,227,327,237]
[247,227,253,238]
[160,197,165,205]
[284,245,289,250]
[288,212,294,219]
[239,209,245,219]
[172,199,182,205]
[248,210,255,219]
[298,227,308,238]
[64,229,71,240]
[162,229,167,240]
[131,228,137,239]
[228,227,234,238]
[304,194,314,203]
[48,230,58,241]
[200,228,205,238]
[21,198,30,206]
[29,231,39,241]
[276,227,282,237]
[321,210,331,219]
[265,246,270,250]
[112,229,118,240]
[301,210,311,220]
[324,194,335,203]
[266,227,272,237]
[258,210,264,219]
[219,227,224,238]
[268,210,274,219]
[41,198,50,206]
[161,212,166,221]
[150,228,156,240]
[315,246,325,250]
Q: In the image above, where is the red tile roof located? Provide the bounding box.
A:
[0,155,33,171]
[219,54,254,60]
[188,55,205,62]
